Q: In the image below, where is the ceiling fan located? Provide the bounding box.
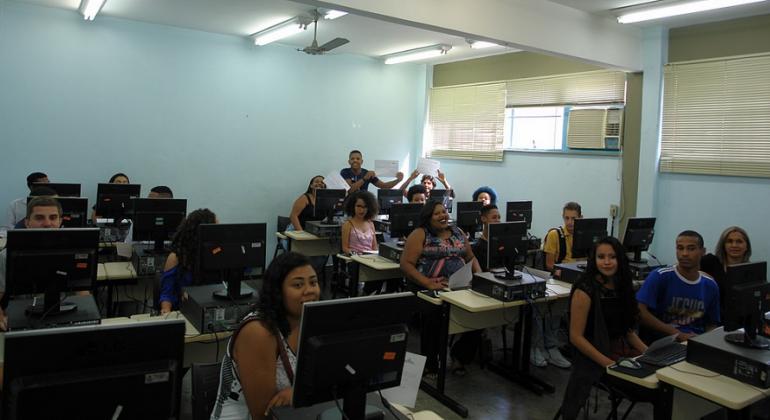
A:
[298,11,349,55]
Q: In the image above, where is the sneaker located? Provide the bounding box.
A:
[546,347,572,369]
[530,347,548,368]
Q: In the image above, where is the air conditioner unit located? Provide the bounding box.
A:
[566,107,623,150]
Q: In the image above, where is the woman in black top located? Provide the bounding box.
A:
[700,226,752,319]
[560,237,647,419]
[289,175,325,231]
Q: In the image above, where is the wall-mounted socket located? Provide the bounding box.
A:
[610,205,619,218]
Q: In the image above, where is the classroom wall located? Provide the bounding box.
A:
[0,2,427,253]
[668,13,770,62]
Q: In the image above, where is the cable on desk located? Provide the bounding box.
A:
[377,390,403,419]
[214,332,220,363]
[669,364,720,378]
[331,387,352,420]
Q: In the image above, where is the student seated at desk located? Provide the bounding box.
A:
[341,190,378,255]
[211,252,320,420]
[341,150,403,192]
[472,186,498,206]
[5,171,49,232]
[148,185,174,198]
[636,230,720,342]
[288,175,326,232]
[158,208,217,314]
[406,184,427,204]
[91,172,132,224]
[544,201,583,276]
[400,201,480,375]
[11,186,58,229]
[560,237,648,419]
[700,226,752,321]
[471,204,500,267]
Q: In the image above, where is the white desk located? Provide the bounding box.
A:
[285,230,340,257]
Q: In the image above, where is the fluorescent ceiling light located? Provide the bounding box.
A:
[468,40,500,49]
[251,17,308,46]
[383,44,452,65]
[617,0,767,23]
[323,10,348,20]
[79,0,107,21]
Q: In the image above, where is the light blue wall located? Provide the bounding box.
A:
[0,2,427,252]
[434,153,622,239]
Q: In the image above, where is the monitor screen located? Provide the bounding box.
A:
[429,189,453,213]
[293,293,416,419]
[723,261,770,349]
[96,183,141,221]
[622,217,656,263]
[197,223,266,300]
[505,201,533,230]
[130,198,187,250]
[313,189,346,222]
[487,221,528,271]
[455,201,483,232]
[6,228,99,315]
[377,189,403,215]
[572,218,608,259]
[2,320,185,419]
[388,203,423,238]
[31,182,81,197]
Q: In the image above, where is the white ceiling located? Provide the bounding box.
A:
[15,0,514,64]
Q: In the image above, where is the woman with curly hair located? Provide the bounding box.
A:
[472,186,497,206]
[211,252,320,419]
[158,208,217,314]
[341,190,378,255]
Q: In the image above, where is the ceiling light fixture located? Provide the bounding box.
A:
[617,0,767,23]
[383,44,452,65]
[79,0,107,21]
[251,17,309,46]
[467,40,500,49]
[323,10,348,20]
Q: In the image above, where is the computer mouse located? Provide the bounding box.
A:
[616,357,642,370]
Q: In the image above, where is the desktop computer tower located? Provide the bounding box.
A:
[471,272,546,302]
[180,283,259,334]
[687,328,770,388]
[305,221,342,238]
[379,242,403,262]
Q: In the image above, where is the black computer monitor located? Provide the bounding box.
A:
[723,261,770,349]
[377,189,403,215]
[6,228,99,316]
[2,320,185,419]
[487,221,528,272]
[456,201,483,235]
[506,201,533,230]
[293,292,416,420]
[429,189,453,213]
[388,203,423,238]
[27,197,88,228]
[130,198,187,252]
[314,189,346,224]
[31,182,81,197]
[95,183,141,222]
[622,217,656,263]
[197,223,266,300]
[572,218,608,259]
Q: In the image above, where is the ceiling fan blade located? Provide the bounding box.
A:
[319,37,349,52]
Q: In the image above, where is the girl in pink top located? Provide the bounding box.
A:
[341,191,379,255]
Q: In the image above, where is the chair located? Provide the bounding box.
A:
[191,362,223,420]
[273,216,292,259]
[552,379,638,420]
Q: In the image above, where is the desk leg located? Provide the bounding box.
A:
[419,301,469,418]
[350,261,360,297]
[487,304,555,395]
[106,284,115,317]
[656,382,674,420]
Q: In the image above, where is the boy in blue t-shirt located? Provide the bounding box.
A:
[340,150,403,192]
[637,230,720,342]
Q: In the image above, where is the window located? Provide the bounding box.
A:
[504,106,564,150]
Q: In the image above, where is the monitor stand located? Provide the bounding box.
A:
[212,280,255,300]
[629,249,647,264]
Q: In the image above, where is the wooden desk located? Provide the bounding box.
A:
[342,254,403,297]
[285,231,340,257]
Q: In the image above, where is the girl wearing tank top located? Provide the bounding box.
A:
[341,190,379,255]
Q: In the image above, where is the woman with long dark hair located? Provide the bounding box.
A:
[158,208,217,314]
[288,175,326,232]
[559,236,647,419]
[211,252,321,419]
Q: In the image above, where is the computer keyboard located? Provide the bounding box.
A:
[637,342,687,367]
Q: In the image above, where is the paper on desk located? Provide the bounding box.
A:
[381,352,426,408]
[324,171,350,191]
[448,260,473,289]
[374,160,399,177]
[416,158,440,177]
[115,242,133,258]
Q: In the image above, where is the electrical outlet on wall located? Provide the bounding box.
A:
[610,205,619,218]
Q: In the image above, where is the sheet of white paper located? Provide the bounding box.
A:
[416,158,440,177]
[374,160,399,177]
[449,260,473,289]
[115,242,133,258]
[381,352,426,408]
[324,171,350,191]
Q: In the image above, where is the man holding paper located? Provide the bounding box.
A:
[340,150,403,192]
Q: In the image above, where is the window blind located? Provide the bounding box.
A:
[661,54,770,177]
[506,70,626,107]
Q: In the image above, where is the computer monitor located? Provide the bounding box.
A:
[388,203,422,238]
[487,221,528,272]
[429,189,453,213]
[377,189,403,215]
[130,198,187,252]
[293,292,416,420]
[506,201,533,230]
[6,228,99,316]
[622,217,656,263]
[27,197,88,228]
[2,320,185,419]
[723,261,770,349]
[31,182,81,197]
[314,189,346,224]
[197,223,266,300]
[95,183,141,222]
[572,218,608,259]
[456,201,483,235]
